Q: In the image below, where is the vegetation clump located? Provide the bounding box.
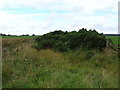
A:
[35,28,107,52]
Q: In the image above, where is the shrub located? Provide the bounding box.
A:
[35,29,107,52]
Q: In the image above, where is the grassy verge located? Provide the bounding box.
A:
[2,41,118,88]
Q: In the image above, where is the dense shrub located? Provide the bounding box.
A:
[35,28,107,52]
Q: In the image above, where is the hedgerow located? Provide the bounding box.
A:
[35,28,107,52]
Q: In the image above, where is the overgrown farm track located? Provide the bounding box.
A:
[2,38,34,54]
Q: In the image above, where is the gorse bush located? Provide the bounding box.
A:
[35,28,107,52]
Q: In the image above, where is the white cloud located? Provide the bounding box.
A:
[1,0,118,11]
[0,0,118,35]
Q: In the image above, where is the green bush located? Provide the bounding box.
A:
[35,29,107,52]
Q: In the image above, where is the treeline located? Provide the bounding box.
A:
[0,33,36,36]
[35,28,107,52]
[104,34,120,36]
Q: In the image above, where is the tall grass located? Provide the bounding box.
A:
[2,40,118,88]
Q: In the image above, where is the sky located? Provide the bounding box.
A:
[0,0,118,35]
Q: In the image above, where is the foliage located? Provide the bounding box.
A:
[35,28,107,52]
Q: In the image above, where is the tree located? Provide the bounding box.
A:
[32,34,35,36]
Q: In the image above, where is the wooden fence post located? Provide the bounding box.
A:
[106,39,109,51]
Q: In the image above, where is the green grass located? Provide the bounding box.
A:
[2,36,36,38]
[106,36,119,45]
[2,40,118,88]
[2,35,119,45]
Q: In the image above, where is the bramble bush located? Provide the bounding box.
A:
[35,28,107,52]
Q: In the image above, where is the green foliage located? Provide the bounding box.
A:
[35,29,107,52]
[85,51,95,60]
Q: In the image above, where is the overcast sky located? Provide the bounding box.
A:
[0,0,118,35]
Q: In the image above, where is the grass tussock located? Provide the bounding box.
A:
[2,41,118,88]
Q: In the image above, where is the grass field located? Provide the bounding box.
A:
[2,35,119,44]
[2,36,37,39]
[2,36,118,88]
[106,36,119,45]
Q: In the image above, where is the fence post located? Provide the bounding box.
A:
[106,39,109,51]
